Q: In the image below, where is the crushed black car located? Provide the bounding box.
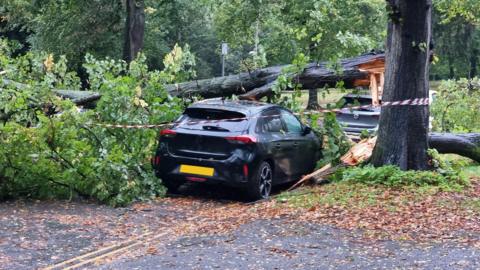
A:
[152,99,322,200]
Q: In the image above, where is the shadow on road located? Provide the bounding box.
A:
[169,181,292,203]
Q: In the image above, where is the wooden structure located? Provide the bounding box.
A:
[354,57,385,106]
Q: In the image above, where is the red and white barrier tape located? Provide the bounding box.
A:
[90,97,429,129]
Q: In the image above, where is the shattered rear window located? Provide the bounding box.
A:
[176,108,249,132]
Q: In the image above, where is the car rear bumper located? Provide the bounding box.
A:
[153,152,254,187]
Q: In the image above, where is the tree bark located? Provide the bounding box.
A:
[123,0,145,63]
[470,48,478,78]
[306,89,320,110]
[371,0,432,170]
[429,133,480,163]
[164,52,384,100]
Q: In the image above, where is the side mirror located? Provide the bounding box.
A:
[302,126,312,136]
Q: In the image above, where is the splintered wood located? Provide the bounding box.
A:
[288,137,377,191]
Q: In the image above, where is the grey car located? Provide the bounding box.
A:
[335,94,380,140]
[336,92,437,140]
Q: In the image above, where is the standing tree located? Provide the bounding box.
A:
[124,0,145,63]
[371,0,432,170]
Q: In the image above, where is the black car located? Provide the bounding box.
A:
[152,99,322,200]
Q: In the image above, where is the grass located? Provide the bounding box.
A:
[276,182,440,210]
[442,154,480,179]
[281,81,444,109]
[276,183,368,209]
[280,89,347,108]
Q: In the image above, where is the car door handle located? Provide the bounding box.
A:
[293,142,299,147]
[275,143,281,148]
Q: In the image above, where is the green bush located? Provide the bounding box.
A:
[331,149,469,191]
[431,78,480,132]
[0,41,192,206]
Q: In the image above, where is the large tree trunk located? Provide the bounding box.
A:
[123,0,145,63]
[165,53,384,100]
[371,0,432,170]
[429,133,480,163]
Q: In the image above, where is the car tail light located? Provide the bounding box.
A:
[226,135,257,144]
[160,129,176,137]
[151,156,160,166]
[243,164,249,178]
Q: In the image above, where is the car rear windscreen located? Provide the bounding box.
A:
[176,108,249,132]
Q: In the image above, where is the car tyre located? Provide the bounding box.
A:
[246,161,273,201]
[162,178,184,194]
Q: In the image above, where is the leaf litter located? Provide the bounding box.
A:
[0,179,479,269]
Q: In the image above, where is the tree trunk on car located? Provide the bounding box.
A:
[164,53,384,100]
[371,0,432,170]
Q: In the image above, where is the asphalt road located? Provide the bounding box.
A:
[102,220,480,270]
[1,183,479,269]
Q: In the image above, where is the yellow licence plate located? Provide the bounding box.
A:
[179,165,214,177]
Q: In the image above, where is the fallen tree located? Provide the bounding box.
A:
[290,133,480,190]
[429,133,480,163]
[1,79,102,106]
[165,52,385,100]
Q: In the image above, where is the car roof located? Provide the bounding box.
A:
[187,99,279,116]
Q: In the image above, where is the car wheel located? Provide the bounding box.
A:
[162,178,184,194]
[247,161,273,200]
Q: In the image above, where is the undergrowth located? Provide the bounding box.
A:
[334,165,468,191]
[331,149,470,191]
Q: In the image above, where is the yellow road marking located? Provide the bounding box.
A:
[42,231,154,270]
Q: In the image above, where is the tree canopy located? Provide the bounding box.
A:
[1,0,478,80]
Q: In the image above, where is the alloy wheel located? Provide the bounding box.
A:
[259,163,272,198]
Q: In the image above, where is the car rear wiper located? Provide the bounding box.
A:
[202,125,230,132]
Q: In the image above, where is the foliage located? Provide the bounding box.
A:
[334,165,468,191]
[161,43,197,82]
[1,0,218,77]
[332,149,470,191]
[0,43,185,206]
[431,9,480,79]
[268,53,351,167]
[215,0,386,71]
[316,113,351,167]
[2,0,479,81]
[271,53,309,111]
[142,0,220,77]
[435,0,480,25]
[430,77,480,132]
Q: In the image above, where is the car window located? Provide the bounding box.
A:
[256,109,285,133]
[176,108,248,132]
[281,110,303,134]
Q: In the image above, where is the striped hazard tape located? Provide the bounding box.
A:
[90,97,429,129]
